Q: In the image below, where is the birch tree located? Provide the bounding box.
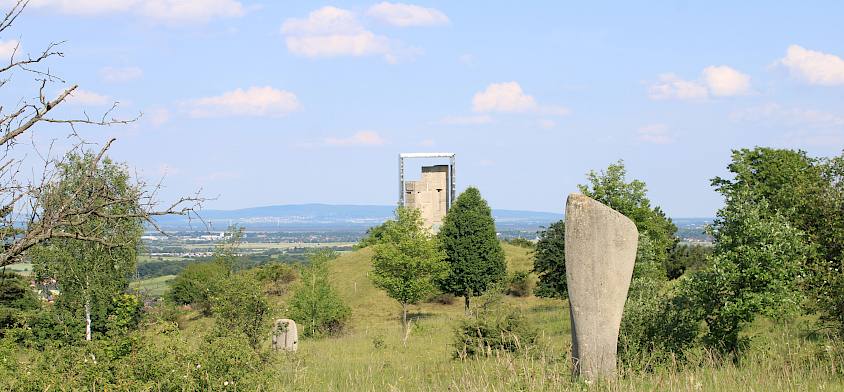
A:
[31,152,143,341]
[0,0,203,269]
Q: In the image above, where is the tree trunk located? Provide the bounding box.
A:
[464,295,470,315]
[85,299,92,341]
[401,303,408,345]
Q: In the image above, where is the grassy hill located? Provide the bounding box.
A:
[250,244,841,390]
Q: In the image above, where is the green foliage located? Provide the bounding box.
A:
[438,187,507,309]
[506,270,533,297]
[357,221,389,249]
[665,244,713,279]
[371,207,449,333]
[211,273,269,349]
[619,277,701,369]
[106,294,142,334]
[532,220,566,298]
[452,290,538,358]
[167,261,228,316]
[254,262,298,295]
[506,238,535,249]
[709,148,844,336]
[578,160,678,275]
[683,195,811,355]
[0,272,39,310]
[288,251,350,338]
[29,152,143,341]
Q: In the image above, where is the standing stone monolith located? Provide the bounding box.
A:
[271,319,298,352]
[564,193,638,380]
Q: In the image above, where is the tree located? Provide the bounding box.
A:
[437,187,506,312]
[532,219,566,298]
[0,1,202,268]
[370,207,448,342]
[578,160,678,275]
[710,148,844,337]
[288,250,350,338]
[30,152,143,341]
[683,194,811,355]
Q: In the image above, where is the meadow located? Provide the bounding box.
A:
[159,243,843,391]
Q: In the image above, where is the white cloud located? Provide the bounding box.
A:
[702,65,751,96]
[324,131,386,146]
[23,0,244,23]
[648,74,709,100]
[649,66,751,100]
[472,82,537,113]
[188,86,301,118]
[777,45,844,86]
[66,89,110,105]
[472,82,569,116]
[139,0,244,24]
[458,53,474,66]
[637,124,674,144]
[281,6,417,62]
[0,39,19,59]
[438,114,493,125]
[100,66,143,82]
[367,2,449,27]
[731,103,844,129]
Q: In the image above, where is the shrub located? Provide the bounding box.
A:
[211,274,269,348]
[618,276,701,369]
[288,255,350,338]
[254,262,298,295]
[167,262,228,316]
[452,292,538,358]
[506,270,533,297]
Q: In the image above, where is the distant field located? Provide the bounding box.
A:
[4,262,33,275]
[130,275,176,297]
[179,241,356,251]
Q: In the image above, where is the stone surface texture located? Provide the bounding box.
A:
[564,193,638,380]
[271,319,298,352]
[403,165,449,231]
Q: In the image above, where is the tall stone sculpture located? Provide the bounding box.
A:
[271,319,298,352]
[564,193,638,380]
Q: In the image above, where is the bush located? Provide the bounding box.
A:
[618,276,701,369]
[211,274,269,348]
[167,262,228,316]
[254,262,297,295]
[288,255,350,338]
[506,270,533,297]
[452,292,538,358]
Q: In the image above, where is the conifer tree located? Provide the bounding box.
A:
[437,187,506,312]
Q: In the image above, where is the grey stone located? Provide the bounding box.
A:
[564,193,638,380]
[271,319,298,352]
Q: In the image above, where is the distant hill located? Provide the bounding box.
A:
[153,203,564,231]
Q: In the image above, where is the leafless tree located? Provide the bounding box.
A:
[0,0,204,268]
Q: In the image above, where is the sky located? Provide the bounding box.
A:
[2,1,843,217]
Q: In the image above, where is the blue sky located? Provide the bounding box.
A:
[3,1,843,217]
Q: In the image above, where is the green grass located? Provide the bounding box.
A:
[130,274,176,297]
[252,244,844,391]
[3,262,33,275]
